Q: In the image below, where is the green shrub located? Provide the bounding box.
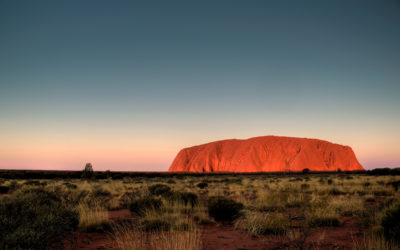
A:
[381,201,400,243]
[128,197,162,215]
[148,184,171,196]
[208,196,243,222]
[0,188,79,249]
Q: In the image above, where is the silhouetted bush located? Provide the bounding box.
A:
[0,188,78,249]
[24,180,46,186]
[381,201,400,243]
[148,184,171,196]
[128,197,162,215]
[0,185,9,194]
[196,182,208,189]
[301,183,310,190]
[387,181,400,191]
[207,196,243,222]
[166,179,176,184]
[64,182,77,189]
[329,188,346,195]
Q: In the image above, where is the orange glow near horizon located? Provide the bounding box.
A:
[1,131,399,171]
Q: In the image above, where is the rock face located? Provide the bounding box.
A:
[168,136,364,172]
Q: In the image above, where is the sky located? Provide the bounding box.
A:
[0,0,399,171]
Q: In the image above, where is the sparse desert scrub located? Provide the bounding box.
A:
[285,192,310,208]
[329,196,367,217]
[235,211,290,236]
[78,202,110,232]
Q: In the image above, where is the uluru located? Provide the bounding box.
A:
[169,136,364,172]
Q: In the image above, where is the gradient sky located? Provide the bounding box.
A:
[1,0,399,171]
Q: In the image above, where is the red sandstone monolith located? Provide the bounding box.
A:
[168,136,364,172]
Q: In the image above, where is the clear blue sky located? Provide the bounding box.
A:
[0,0,399,171]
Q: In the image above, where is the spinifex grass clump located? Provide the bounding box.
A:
[129,196,163,215]
[164,191,198,208]
[0,188,78,249]
[207,196,244,222]
[307,207,340,227]
[78,202,110,232]
[236,212,290,236]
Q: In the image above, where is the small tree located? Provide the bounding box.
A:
[302,168,310,174]
[81,163,94,179]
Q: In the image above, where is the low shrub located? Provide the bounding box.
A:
[167,179,176,184]
[381,201,400,243]
[196,182,208,189]
[300,183,310,190]
[128,197,162,215]
[64,182,77,189]
[0,188,79,249]
[148,184,171,196]
[386,181,400,191]
[0,185,9,194]
[207,196,243,222]
[329,188,346,195]
[92,186,111,197]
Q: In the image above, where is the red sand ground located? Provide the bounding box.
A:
[169,136,364,173]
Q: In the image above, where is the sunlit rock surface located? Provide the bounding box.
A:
[169,136,364,172]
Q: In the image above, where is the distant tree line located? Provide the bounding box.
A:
[0,168,398,180]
